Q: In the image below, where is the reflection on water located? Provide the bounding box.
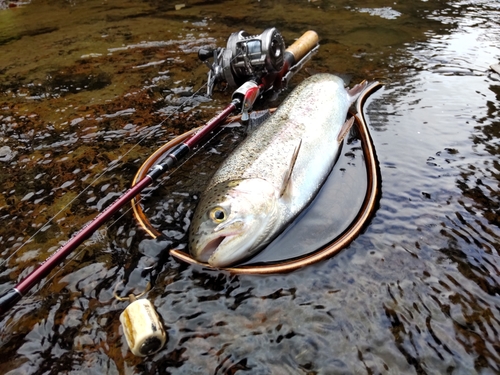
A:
[1,0,500,374]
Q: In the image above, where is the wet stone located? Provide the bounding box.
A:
[0,145,16,162]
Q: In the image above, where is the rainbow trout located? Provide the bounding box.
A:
[189,73,366,267]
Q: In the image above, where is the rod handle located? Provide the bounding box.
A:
[285,30,319,63]
[0,289,22,316]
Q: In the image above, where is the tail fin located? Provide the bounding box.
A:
[348,80,369,105]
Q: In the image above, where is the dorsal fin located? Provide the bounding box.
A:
[279,139,302,197]
[337,116,355,143]
[348,80,369,105]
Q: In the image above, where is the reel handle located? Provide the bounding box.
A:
[285,30,319,64]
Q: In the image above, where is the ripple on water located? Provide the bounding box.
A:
[1,0,500,374]
[357,7,402,20]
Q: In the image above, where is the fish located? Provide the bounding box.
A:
[189,73,367,267]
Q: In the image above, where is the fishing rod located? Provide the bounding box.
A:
[0,28,319,316]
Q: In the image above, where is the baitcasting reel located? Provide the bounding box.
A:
[199,27,285,96]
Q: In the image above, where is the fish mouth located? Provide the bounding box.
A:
[197,236,227,263]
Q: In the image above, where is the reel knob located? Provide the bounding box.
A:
[198,47,216,62]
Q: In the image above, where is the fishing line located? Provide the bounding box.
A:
[112,123,230,227]
[0,81,209,269]
[0,29,323,321]
[24,242,90,302]
[1,44,247,269]
[1,45,250,306]
[20,135,191,298]
[13,112,240,304]
[22,124,229,302]
[59,49,248,241]
[17,65,241,299]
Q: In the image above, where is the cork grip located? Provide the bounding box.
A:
[285,30,319,63]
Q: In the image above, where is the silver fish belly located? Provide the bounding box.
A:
[189,73,358,267]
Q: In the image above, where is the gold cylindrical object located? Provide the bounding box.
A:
[286,30,319,62]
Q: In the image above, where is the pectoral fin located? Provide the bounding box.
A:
[337,116,355,143]
[279,139,302,197]
[247,109,272,133]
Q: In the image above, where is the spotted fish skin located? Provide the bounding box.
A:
[189,74,361,267]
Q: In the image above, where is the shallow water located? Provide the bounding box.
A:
[1,0,500,374]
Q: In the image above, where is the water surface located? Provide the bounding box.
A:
[0,0,499,374]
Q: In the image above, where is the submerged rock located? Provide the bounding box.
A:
[0,145,16,162]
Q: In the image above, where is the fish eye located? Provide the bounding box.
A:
[209,207,227,223]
